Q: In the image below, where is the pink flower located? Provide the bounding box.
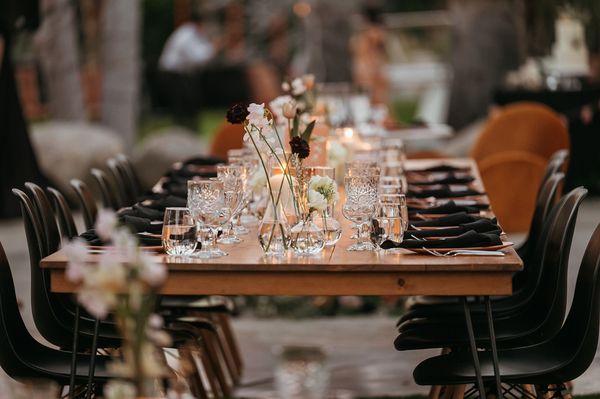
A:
[64,239,88,283]
[77,289,115,319]
[138,253,166,287]
[95,209,118,241]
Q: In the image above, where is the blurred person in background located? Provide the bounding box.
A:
[350,4,389,104]
[158,11,218,128]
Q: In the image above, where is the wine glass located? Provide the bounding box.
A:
[187,179,231,258]
[162,207,197,256]
[217,164,245,244]
[342,175,378,251]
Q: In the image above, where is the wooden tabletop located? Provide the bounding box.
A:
[41,158,523,297]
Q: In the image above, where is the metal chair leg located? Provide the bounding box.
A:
[485,296,503,399]
[85,318,100,399]
[69,305,81,399]
[462,297,486,399]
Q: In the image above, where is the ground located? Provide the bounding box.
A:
[1,199,600,398]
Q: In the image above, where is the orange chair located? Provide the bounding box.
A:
[209,122,245,160]
[478,151,547,233]
[471,102,570,162]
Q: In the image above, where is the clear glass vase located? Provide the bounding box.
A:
[314,204,342,246]
[290,212,325,256]
[258,200,290,256]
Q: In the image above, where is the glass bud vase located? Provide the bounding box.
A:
[314,204,342,246]
[258,199,290,256]
[290,212,325,256]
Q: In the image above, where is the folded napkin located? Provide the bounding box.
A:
[407,187,484,199]
[408,200,481,215]
[410,212,496,228]
[118,205,165,221]
[140,195,186,210]
[407,164,470,173]
[182,155,225,166]
[166,166,217,180]
[380,230,503,250]
[79,229,162,247]
[408,173,475,186]
[120,215,163,234]
[161,181,187,198]
[405,219,501,238]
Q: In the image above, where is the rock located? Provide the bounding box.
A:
[132,126,209,189]
[30,120,124,201]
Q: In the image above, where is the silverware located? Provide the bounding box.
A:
[422,247,505,257]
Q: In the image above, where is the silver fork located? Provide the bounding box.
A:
[422,247,505,257]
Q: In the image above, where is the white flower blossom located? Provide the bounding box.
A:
[64,239,88,283]
[138,252,167,287]
[77,289,116,319]
[269,95,293,124]
[95,208,118,241]
[307,189,328,212]
[248,168,267,195]
[291,77,306,96]
[281,81,291,92]
[104,380,137,399]
[308,175,339,204]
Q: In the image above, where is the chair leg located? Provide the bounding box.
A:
[451,384,466,399]
[428,348,451,399]
[179,343,209,399]
[214,312,243,373]
[199,329,232,397]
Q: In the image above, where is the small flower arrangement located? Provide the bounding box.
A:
[307,175,339,213]
[64,209,170,397]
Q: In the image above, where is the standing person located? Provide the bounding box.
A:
[158,12,217,128]
[350,4,389,104]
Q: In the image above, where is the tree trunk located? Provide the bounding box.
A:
[100,0,140,150]
[35,0,86,120]
[447,0,525,130]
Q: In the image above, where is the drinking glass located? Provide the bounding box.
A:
[371,201,406,249]
[162,207,197,256]
[187,179,231,258]
[342,175,378,251]
[217,164,245,244]
[381,161,404,177]
[379,194,409,231]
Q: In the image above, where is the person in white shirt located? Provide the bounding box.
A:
[159,13,215,73]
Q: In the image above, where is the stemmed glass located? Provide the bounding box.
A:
[342,175,378,251]
[187,179,231,258]
[217,164,245,244]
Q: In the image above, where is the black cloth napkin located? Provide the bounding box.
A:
[408,173,475,186]
[407,187,484,199]
[380,230,503,250]
[118,205,165,221]
[120,215,163,234]
[408,200,482,215]
[181,155,224,166]
[407,164,470,173]
[405,219,501,238]
[160,181,187,198]
[79,229,162,247]
[410,212,496,228]
[140,195,186,210]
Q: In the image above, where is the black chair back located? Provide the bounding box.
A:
[549,222,600,382]
[116,153,142,198]
[107,158,133,206]
[69,179,98,231]
[90,168,122,210]
[46,187,78,240]
[24,182,61,254]
[521,187,587,342]
[11,189,75,348]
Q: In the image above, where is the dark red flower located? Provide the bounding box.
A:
[226,103,249,124]
[290,136,310,159]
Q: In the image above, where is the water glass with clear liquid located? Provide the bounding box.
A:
[162,207,197,256]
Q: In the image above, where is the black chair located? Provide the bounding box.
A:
[400,172,566,323]
[116,153,142,199]
[90,168,122,210]
[107,158,133,206]
[12,188,121,350]
[395,187,587,351]
[0,241,113,391]
[46,187,78,240]
[413,222,600,396]
[69,179,98,231]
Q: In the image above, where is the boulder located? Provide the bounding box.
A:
[30,120,124,200]
[132,126,209,189]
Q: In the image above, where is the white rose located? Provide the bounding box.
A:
[291,78,306,96]
[307,189,328,212]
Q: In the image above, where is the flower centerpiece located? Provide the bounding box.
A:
[308,175,342,246]
[64,210,170,397]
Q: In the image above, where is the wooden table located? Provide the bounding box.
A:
[41,158,523,297]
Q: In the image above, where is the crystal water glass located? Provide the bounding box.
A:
[217,164,245,244]
[342,175,378,251]
[371,200,407,250]
[187,179,231,258]
[379,193,409,231]
[162,207,197,256]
